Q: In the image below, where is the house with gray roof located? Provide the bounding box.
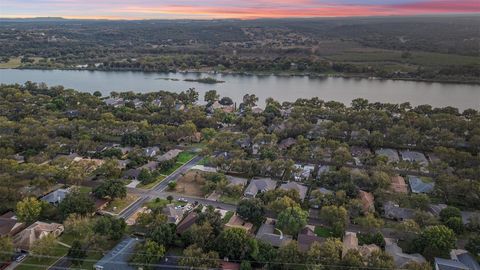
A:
[40,188,71,205]
[435,258,470,270]
[375,148,400,163]
[244,178,277,198]
[400,150,429,166]
[453,251,480,270]
[279,182,308,201]
[157,149,183,162]
[255,218,292,247]
[385,238,426,268]
[408,175,435,193]
[227,175,248,187]
[163,204,186,224]
[460,211,480,225]
[383,201,415,221]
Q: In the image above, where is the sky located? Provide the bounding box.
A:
[1,0,479,19]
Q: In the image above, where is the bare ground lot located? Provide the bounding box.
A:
[174,170,206,197]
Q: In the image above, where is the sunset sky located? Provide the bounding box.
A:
[1,0,479,19]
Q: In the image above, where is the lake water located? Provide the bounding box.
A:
[0,69,479,110]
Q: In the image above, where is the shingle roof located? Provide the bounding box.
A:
[385,238,426,268]
[375,148,400,163]
[435,258,470,270]
[408,176,434,193]
[244,178,277,197]
[390,175,408,193]
[383,201,415,220]
[279,182,308,200]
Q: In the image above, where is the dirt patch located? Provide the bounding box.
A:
[175,170,206,197]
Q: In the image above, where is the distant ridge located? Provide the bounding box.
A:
[0,17,66,22]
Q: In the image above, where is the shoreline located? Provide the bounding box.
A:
[5,66,479,85]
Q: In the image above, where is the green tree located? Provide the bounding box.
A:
[277,206,308,235]
[59,191,95,219]
[367,250,395,269]
[30,234,57,261]
[148,223,176,246]
[215,228,258,260]
[354,213,385,231]
[274,241,302,269]
[94,179,127,200]
[320,205,348,236]
[465,234,480,260]
[131,240,165,270]
[204,90,219,103]
[444,217,464,234]
[440,206,461,223]
[341,249,364,270]
[93,216,126,240]
[16,197,42,223]
[179,244,220,269]
[237,198,265,225]
[415,225,456,260]
[0,237,14,262]
[68,240,87,266]
[306,238,342,265]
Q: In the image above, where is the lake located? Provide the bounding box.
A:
[0,69,479,110]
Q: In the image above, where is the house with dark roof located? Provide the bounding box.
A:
[460,211,480,225]
[385,238,426,268]
[244,178,277,198]
[408,175,435,193]
[435,258,470,270]
[383,201,415,221]
[0,217,25,237]
[157,149,183,162]
[144,146,160,158]
[176,212,198,235]
[123,168,141,180]
[226,175,248,187]
[297,226,325,252]
[279,182,308,201]
[163,204,186,224]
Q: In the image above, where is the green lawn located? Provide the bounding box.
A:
[160,162,183,175]
[177,152,196,163]
[16,243,69,270]
[105,194,139,214]
[76,185,92,194]
[222,211,234,223]
[219,194,241,205]
[314,226,334,238]
[137,175,166,189]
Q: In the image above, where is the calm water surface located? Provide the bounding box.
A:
[0,69,479,110]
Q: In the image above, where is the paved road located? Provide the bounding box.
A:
[119,156,203,220]
[94,237,140,270]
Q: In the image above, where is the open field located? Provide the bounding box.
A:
[174,170,206,197]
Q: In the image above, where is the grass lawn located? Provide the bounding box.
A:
[0,57,22,68]
[177,152,196,163]
[222,211,234,223]
[16,243,69,270]
[314,226,334,238]
[137,175,166,189]
[146,198,185,210]
[198,157,210,165]
[160,162,183,175]
[219,194,241,205]
[105,194,139,214]
[76,185,92,194]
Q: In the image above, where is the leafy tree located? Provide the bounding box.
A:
[93,216,126,240]
[320,205,348,237]
[94,179,127,200]
[182,222,215,250]
[16,197,42,223]
[242,94,258,108]
[240,260,252,270]
[306,238,342,265]
[204,90,219,103]
[444,217,464,234]
[367,250,395,269]
[148,223,176,246]
[0,237,14,262]
[268,196,299,213]
[30,234,57,261]
[215,228,258,260]
[59,191,95,219]
[340,249,364,270]
[440,206,461,223]
[68,240,87,266]
[197,206,224,236]
[465,234,480,260]
[219,97,233,106]
[354,213,385,230]
[237,198,265,225]
[138,168,153,184]
[274,241,302,269]
[131,240,165,269]
[167,181,177,190]
[179,244,220,269]
[414,225,456,260]
[64,214,93,238]
[277,206,308,235]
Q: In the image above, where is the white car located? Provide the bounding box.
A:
[16,254,27,262]
[177,197,188,203]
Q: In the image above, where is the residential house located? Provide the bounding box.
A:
[144,146,160,158]
[163,204,186,224]
[12,153,25,164]
[383,201,415,221]
[297,226,325,252]
[157,149,183,162]
[13,222,64,251]
[309,187,333,209]
[342,231,380,258]
[226,175,248,187]
[117,159,130,169]
[278,138,296,150]
[176,212,198,235]
[279,182,308,201]
[408,175,435,194]
[428,204,448,217]
[140,161,159,172]
[104,97,125,108]
[316,165,330,179]
[358,190,375,214]
[0,217,25,237]
[123,168,141,180]
[427,153,441,164]
[450,250,480,270]
[350,146,372,165]
[390,175,408,193]
[375,148,400,163]
[460,211,480,225]
[225,214,254,233]
[294,164,314,181]
[255,218,292,247]
[40,187,71,205]
[244,178,277,198]
[434,258,471,270]
[94,197,110,212]
[385,238,426,268]
[400,150,429,167]
[235,137,252,149]
[221,262,241,270]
